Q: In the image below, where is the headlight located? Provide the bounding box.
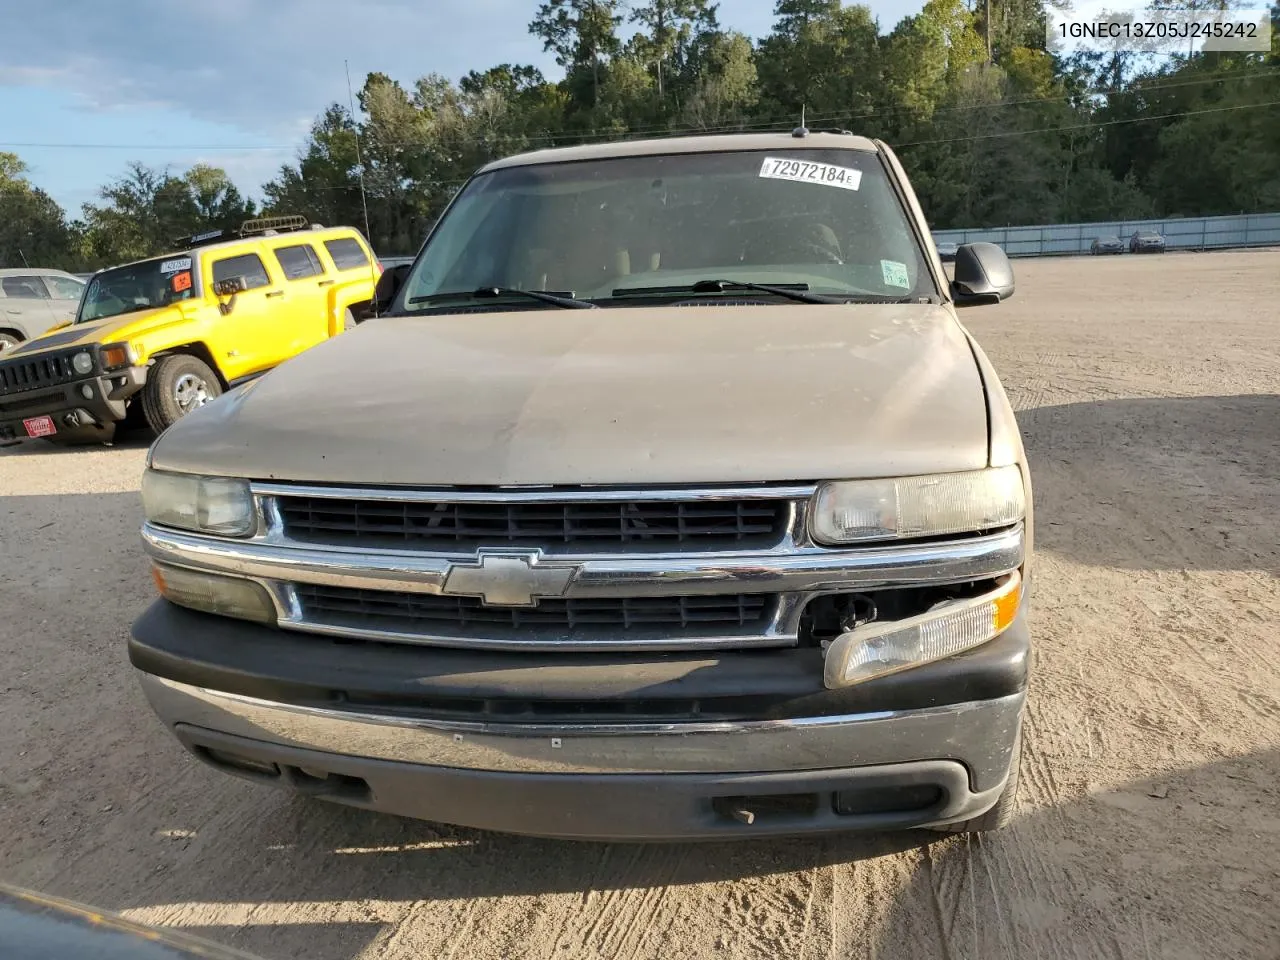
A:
[809,466,1024,544]
[71,351,93,375]
[141,470,255,537]
[824,573,1022,688]
[100,342,137,370]
[151,562,276,624]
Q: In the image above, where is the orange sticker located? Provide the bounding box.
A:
[171,271,192,292]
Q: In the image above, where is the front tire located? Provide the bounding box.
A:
[141,354,223,435]
[0,332,22,354]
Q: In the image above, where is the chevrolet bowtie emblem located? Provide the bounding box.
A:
[440,551,580,607]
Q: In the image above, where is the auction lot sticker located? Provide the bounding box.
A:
[759,157,862,191]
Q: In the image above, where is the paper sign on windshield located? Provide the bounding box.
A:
[160,257,193,274]
[759,157,862,191]
[881,260,911,288]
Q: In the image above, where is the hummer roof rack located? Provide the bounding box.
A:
[174,215,311,250]
[240,215,310,236]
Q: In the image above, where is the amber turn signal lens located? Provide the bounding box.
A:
[100,346,131,369]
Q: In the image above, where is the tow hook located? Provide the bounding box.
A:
[62,409,97,428]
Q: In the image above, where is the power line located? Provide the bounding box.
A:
[3,63,1275,157]
[3,64,1276,155]
[3,66,1276,181]
[0,142,297,152]
[895,98,1280,148]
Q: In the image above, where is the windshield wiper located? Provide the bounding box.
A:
[613,280,935,306]
[612,279,841,304]
[408,287,597,309]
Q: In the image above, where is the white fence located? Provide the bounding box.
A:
[932,212,1280,257]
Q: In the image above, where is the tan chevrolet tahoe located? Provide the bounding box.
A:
[129,132,1033,840]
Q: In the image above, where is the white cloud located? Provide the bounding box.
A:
[0,0,559,138]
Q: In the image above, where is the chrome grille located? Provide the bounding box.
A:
[0,350,82,396]
[294,583,776,648]
[277,496,787,549]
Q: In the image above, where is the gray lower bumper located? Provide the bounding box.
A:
[0,365,145,441]
[139,673,1024,839]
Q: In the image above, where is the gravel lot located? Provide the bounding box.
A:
[2,250,1277,960]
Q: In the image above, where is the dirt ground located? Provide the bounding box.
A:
[1,250,1277,960]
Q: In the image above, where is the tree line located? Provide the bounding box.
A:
[3,0,1278,270]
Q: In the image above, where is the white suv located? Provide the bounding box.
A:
[0,268,87,352]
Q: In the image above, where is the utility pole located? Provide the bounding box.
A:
[591,0,599,105]
[985,0,993,61]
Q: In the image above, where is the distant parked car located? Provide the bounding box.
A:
[1129,230,1166,253]
[378,255,416,271]
[0,268,87,353]
[935,241,959,262]
[1090,235,1125,255]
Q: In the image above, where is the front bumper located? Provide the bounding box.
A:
[132,600,1029,840]
[0,366,145,442]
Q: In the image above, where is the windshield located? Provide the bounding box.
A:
[78,255,196,323]
[399,149,935,311]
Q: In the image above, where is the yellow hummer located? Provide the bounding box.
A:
[0,216,379,444]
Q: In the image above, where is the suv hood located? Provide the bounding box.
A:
[8,306,185,357]
[151,304,991,486]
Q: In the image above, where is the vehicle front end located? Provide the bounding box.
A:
[0,255,198,443]
[132,455,1030,839]
[0,339,146,443]
[128,133,1032,839]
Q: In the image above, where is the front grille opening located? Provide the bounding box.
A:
[834,784,944,816]
[277,496,788,550]
[295,583,773,637]
[713,793,821,824]
[799,579,1005,646]
[332,689,796,723]
[0,351,81,395]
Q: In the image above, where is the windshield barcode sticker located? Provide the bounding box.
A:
[759,157,862,191]
[160,257,193,274]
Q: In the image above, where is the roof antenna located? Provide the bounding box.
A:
[345,58,379,316]
[793,105,809,139]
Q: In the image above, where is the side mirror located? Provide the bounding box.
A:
[213,276,247,316]
[212,276,247,297]
[372,263,412,317]
[951,242,1014,306]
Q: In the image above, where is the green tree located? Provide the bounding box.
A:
[183,164,254,225]
[756,2,883,124]
[627,0,719,103]
[262,105,363,233]
[530,0,624,109]
[0,153,78,269]
[882,0,987,127]
[680,31,759,129]
[80,162,253,267]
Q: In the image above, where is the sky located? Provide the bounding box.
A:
[0,0,924,215]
